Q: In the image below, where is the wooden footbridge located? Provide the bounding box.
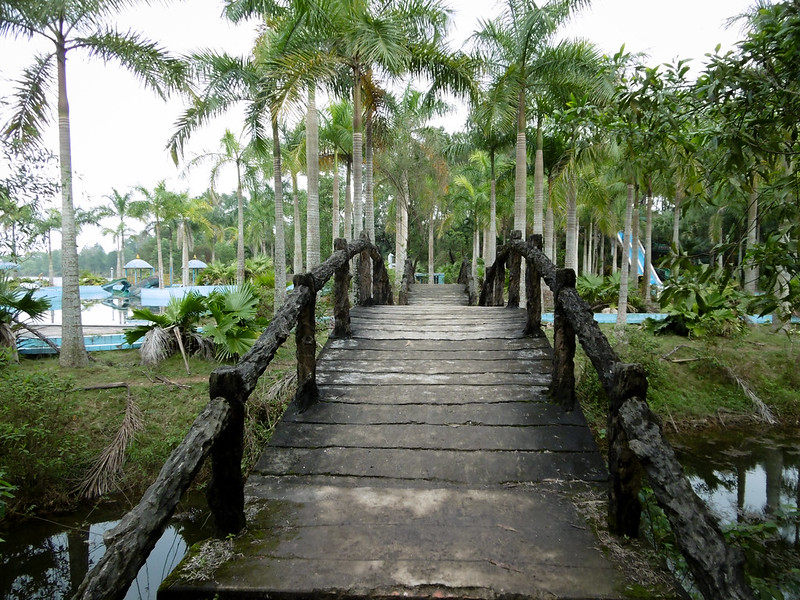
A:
[74,233,755,600]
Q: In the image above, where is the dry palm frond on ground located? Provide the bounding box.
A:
[75,384,144,499]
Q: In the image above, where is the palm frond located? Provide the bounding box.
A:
[77,29,187,100]
[139,325,175,365]
[75,386,143,499]
[2,53,55,145]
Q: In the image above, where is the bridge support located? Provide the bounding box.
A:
[524,234,543,336]
[207,367,247,537]
[333,238,352,337]
[608,363,645,538]
[507,230,522,308]
[294,273,319,413]
[550,268,576,411]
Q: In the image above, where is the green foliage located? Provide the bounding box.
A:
[204,283,260,360]
[78,270,107,285]
[577,272,621,310]
[199,261,236,285]
[0,370,80,513]
[646,257,747,338]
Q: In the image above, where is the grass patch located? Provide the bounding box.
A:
[574,323,800,434]
[0,326,304,521]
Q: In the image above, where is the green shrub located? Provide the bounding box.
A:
[0,370,83,513]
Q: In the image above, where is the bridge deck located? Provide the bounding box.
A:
[160,284,636,599]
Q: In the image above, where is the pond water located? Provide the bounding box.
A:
[0,493,210,600]
[673,429,800,542]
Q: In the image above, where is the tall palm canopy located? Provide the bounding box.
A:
[0,0,185,367]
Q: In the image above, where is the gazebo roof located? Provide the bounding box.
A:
[124,257,154,269]
[188,258,208,269]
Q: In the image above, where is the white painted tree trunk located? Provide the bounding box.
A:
[744,184,759,294]
[616,184,634,330]
[306,86,320,268]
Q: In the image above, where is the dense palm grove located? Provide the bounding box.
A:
[1,0,799,367]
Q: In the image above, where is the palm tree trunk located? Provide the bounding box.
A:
[472,224,480,282]
[56,40,87,367]
[293,173,303,275]
[272,116,286,308]
[236,161,245,285]
[565,176,578,272]
[428,211,434,285]
[395,171,410,289]
[611,233,617,275]
[630,184,640,291]
[332,152,340,246]
[643,186,653,301]
[673,178,682,255]
[616,183,634,331]
[116,227,124,279]
[488,151,497,266]
[744,182,759,294]
[514,90,526,235]
[344,162,352,241]
[365,105,375,243]
[533,124,544,236]
[181,224,190,285]
[155,219,165,288]
[545,178,554,260]
[306,86,320,268]
[352,66,363,238]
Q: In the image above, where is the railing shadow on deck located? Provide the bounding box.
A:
[72,232,392,600]
[480,230,753,600]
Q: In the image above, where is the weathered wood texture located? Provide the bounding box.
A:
[160,286,646,600]
[398,258,414,305]
[498,230,753,597]
[72,398,231,600]
[75,238,392,600]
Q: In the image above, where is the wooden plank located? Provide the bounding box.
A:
[325,337,550,351]
[317,384,549,404]
[269,422,596,452]
[284,400,590,427]
[316,370,552,386]
[253,446,608,484]
[315,358,552,375]
[319,347,553,361]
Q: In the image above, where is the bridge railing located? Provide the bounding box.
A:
[480,230,753,600]
[73,233,392,600]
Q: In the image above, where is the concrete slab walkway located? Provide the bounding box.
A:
[159,284,646,599]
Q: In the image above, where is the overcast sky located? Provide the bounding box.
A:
[0,0,755,251]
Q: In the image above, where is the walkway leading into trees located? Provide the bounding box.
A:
[160,284,642,599]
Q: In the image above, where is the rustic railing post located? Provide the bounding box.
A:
[294,273,319,413]
[507,231,522,308]
[524,234,543,336]
[399,258,413,305]
[493,254,506,306]
[358,231,372,305]
[370,247,393,305]
[207,367,247,536]
[479,263,495,306]
[333,238,352,337]
[608,363,645,538]
[550,268,576,411]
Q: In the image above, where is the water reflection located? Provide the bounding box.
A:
[0,497,209,599]
[673,430,800,545]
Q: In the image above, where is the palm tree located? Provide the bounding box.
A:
[132,181,180,289]
[320,98,354,243]
[473,0,592,238]
[282,122,306,274]
[98,188,136,280]
[1,1,185,367]
[186,130,252,285]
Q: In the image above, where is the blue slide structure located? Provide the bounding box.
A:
[617,232,663,288]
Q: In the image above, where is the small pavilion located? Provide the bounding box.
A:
[124,256,155,284]
[187,257,208,285]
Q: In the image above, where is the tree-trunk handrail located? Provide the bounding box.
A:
[398,257,414,305]
[480,231,753,600]
[72,235,391,600]
[456,257,478,306]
